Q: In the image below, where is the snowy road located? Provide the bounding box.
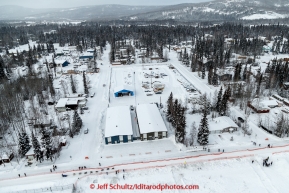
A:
[169,51,216,95]
[1,143,289,190]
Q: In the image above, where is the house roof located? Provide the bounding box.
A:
[80,52,94,57]
[136,104,167,134]
[251,99,278,110]
[66,98,79,105]
[55,98,69,108]
[209,116,238,131]
[114,85,134,94]
[105,106,133,137]
[25,148,35,156]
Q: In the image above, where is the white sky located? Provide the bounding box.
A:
[0,0,211,9]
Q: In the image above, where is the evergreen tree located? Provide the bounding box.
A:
[189,122,198,146]
[220,87,231,116]
[171,99,180,128]
[275,115,284,137]
[216,87,223,112]
[202,64,206,79]
[175,106,186,144]
[71,75,76,93]
[166,92,173,121]
[72,110,82,134]
[40,127,52,160]
[18,131,30,157]
[197,108,209,145]
[208,64,213,85]
[0,55,6,80]
[83,72,89,94]
[212,68,218,85]
[31,131,42,161]
[243,64,247,81]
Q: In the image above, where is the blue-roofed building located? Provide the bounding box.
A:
[114,85,134,97]
[55,60,70,67]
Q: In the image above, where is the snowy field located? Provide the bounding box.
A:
[74,152,289,193]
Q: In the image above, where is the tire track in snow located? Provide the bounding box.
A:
[249,162,279,193]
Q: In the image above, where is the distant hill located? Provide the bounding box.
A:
[0,4,164,20]
[0,0,288,21]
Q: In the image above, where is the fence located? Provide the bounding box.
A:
[7,184,74,193]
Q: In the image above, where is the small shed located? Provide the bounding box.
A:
[114,85,134,97]
[25,148,35,159]
[59,136,67,146]
[209,116,239,134]
[105,106,133,144]
[1,152,14,163]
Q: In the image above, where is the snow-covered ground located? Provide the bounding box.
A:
[2,42,289,192]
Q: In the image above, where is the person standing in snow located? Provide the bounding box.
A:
[50,169,52,172]
[18,174,20,177]
[24,173,26,177]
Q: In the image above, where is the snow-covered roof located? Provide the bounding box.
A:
[54,59,68,64]
[136,104,167,134]
[251,99,278,110]
[25,148,35,156]
[1,153,8,160]
[209,116,238,131]
[260,100,278,107]
[114,85,134,93]
[80,52,94,57]
[105,106,133,137]
[55,98,68,108]
[66,98,79,105]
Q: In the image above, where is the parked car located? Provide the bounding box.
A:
[84,128,88,134]
[130,105,134,111]
[90,93,95,98]
[81,106,89,110]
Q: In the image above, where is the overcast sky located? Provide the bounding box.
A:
[0,0,211,9]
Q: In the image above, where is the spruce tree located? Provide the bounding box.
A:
[175,106,186,144]
[172,99,180,128]
[83,72,89,94]
[18,131,30,157]
[0,55,6,80]
[72,110,82,134]
[216,87,223,112]
[220,87,231,116]
[71,75,76,93]
[40,128,52,160]
[212,68,218,85]
[202,64,206,79]
[31,132,42,161]
[166,92,173,121]
[197,108,209,145]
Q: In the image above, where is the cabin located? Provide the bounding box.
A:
[209,116,239,134]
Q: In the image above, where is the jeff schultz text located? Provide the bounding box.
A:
[95,183,199,191]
